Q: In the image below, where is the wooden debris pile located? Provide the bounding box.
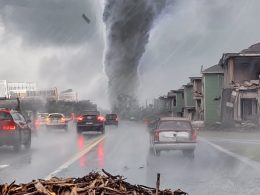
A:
[0,170,188,195]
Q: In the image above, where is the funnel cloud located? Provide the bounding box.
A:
[103,0,166,110]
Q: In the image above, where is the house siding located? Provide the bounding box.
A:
[204,74,224,125]
[176,92,184,114]
[184,86,195,107]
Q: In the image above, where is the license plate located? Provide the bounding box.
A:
[160,132,177,142]
[53,119,58,123]
[86,122,93,125]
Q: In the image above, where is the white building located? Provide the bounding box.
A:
[59,89,78,102]
[0,80,8,98]
[8,82,37,98]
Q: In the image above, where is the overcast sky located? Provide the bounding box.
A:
[0,0,260,109]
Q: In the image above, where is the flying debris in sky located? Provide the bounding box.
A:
[82,13,91,24]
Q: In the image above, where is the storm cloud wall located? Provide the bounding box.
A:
[103,0,166,108]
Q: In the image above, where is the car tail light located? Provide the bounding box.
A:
[116,117,119,121]
[46,117,51,123]
[1,121,16,131]
[77,116,83,122]
[97,115,105,122]
[154,130,160,142]
[35,119,40,129]
[61,117,66,123]
[191,130,197,141]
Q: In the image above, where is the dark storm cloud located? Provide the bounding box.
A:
[0,0,98,46]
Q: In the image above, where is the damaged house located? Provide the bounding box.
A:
[157,89,184,117]
[219,53,260,126]
[190,77,203,121]
[183,83,195,120]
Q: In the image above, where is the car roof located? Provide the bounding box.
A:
[160,117,190,122]
[49,113,64,116]
[0,108,18,113]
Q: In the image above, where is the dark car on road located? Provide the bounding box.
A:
[105,114,118,126]
[150,117,197,158]
[46,113,68,131]
[76,111,105,134]
[0,109,31,151]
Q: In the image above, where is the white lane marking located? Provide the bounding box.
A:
[200,137,260,170]
[45,135,105,180]
[0,164,9,169]
[206,137,260,145]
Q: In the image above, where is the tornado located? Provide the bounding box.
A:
[103,0,166,112]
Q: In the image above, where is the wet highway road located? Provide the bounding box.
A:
[1,121,260,194]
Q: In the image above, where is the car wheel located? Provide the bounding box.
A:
[77,128,82,134]
[100,127,105,134]
[64,125,68,132]
[24,131,31,149]
[154,150,161,156]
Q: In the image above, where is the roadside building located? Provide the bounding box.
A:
[8,82,37,98]
[190,77,203,121]
[171,88,184,117]
[183,83,195,120]
[202,65,224,125]
[26,88,58,101]
[219,53,260,126]
[0,80,8,98]
[59,89,78,102]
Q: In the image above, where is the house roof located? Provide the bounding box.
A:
[219,53,260,67]
[189,77,202,81]
[202,64,223,74]
[241,42,260,53]
[171,89,184,93]
[183,82,193,87]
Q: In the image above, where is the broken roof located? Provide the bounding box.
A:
[202,64,223,74]
[183,82,193,87]
[219,53,260,66]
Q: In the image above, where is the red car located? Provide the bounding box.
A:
[0,108,31,151]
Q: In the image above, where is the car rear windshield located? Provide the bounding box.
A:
[49,114,63,118]
[38,113,48,117]
[158,120,192,130]
[106,114,117,119]
[0,111,12,121]
[82,111,100,115]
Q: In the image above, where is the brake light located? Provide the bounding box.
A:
[77,116,83,122]
[35,119,40,129]
[97,115,105,122]
[191,130,197,141]
[1,121,16,131]
[46,117,50,123]
[154,130,160,142]
[61,117,66,123]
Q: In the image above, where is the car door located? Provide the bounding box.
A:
[18,113,31,144]
[12,112,30,144]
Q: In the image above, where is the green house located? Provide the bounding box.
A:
[202,65,224,125]
[171,89,184,117]
[183,83,195,120]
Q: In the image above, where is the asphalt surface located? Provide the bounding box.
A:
[1,121,260,194]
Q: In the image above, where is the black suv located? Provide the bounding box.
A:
[76,111,105,134]
[0,109,31,151]
[105,114,118,126]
